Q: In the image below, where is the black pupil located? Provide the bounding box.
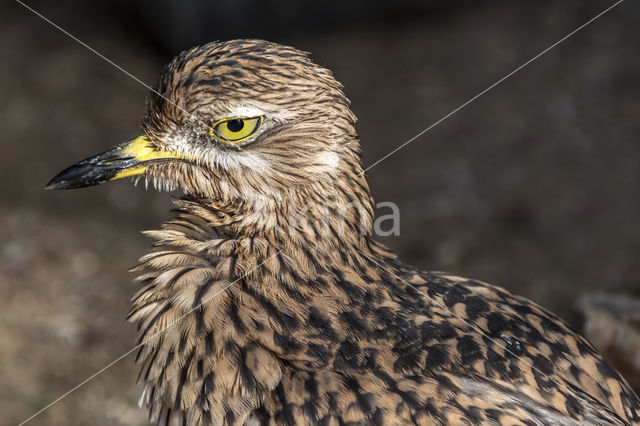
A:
[226,119,244,132]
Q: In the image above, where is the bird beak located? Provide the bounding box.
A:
[46,136,179,190]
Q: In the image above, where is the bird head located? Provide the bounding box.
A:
[48,39,374,240]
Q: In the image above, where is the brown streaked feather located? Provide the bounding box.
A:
[91,39,640,424]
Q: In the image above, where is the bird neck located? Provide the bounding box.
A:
[129,193,404,420]
[130,193,400,350]
[174,182,376,251]
[134,195,393,304]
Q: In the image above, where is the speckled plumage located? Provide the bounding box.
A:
[55,40,640,425]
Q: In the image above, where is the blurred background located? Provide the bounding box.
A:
[2,0,639,424]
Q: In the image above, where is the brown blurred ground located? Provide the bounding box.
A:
[1,1,639,424]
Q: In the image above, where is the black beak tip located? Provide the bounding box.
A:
[45,172,68,190]
[45,178,73,190]
[45,167,78,190]
[45,162,110,190]
[44,182,58,190]
[45,176,77,190]
[45,145,143,191]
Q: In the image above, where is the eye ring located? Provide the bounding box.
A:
[209,116,263,143]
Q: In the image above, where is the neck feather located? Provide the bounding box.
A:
[127,195,400,423]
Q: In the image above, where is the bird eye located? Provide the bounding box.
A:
[209,116,263,143]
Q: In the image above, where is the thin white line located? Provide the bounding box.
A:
[14,0,187,115]
[18,251,282,425]
[363,0,625,173]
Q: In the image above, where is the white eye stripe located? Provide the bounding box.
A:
[220,102,296,121]
[225,105,267,119]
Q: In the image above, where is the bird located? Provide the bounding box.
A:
[47,39,640,425]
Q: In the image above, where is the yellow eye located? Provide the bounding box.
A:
[209,116,263,143]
